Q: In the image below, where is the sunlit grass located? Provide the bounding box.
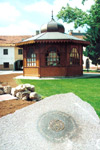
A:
[17,77,100,117]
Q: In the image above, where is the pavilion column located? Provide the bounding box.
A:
[79,45,83,66]
[23,46,28,67]
[23,46,27,76]
[37,52,41,77]
[66,44,70,66]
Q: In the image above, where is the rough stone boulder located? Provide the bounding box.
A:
[0,85,4,95]
[15,84,26,92]
[0,89,4,95]
[0,93,100,150]
[0,85,12,95]
[11,84,35,98]
[21,92,29,100]
[0,84,39,101]
[24,84,35,92]
[0,85,4,91]
[16,91,31,100]
[11,88,17,96]
[3,85,11,94]
[11,84,26,96]
[29,92,41,101]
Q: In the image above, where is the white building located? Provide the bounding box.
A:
[0,36,32,70]
[0,46,15,70]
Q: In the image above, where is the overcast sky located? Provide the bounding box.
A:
[0,0,94,35]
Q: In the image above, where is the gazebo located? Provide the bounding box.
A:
[16,14,89,77]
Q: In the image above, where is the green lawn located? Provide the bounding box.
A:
[17,77,100,117]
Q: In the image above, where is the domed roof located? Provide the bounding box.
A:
[41,13,65,33]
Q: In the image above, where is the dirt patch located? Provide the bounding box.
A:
[0,99,35,118]
[0,73,22,87]
[0,73,36,118]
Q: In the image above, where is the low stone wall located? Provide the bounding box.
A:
[0,84,41,101]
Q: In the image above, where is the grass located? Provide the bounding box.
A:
[17,77,100,117]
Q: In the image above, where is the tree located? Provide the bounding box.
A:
[82,0,100,4]
[84,0,100,65]
[57,0,100,65]
[82,0,86,4]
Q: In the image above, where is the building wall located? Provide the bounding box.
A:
[15,47,23,61]
[23,67,39,77]
[83,55,100,70]
[0,46,14,70]
[83,47,100,70]
[14,47,23,70]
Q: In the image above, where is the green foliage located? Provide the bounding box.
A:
[18,78,100,117]
[85,27,100,64]
[57,0,100,65]
[82,0,100,5]
[82,0,86,4]
[57,1,100,28]
[57,4,88,28]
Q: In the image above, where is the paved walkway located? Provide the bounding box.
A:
[0,71,23,75]
[0,71,100,79]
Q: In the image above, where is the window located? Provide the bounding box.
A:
[70,48,80,65]
[18,49,23,55]
[4,62,9,68]
[3,49,8,55]
[26,49,36,67]
[46,49,60,66]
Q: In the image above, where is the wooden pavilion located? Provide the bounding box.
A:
[16,15,89,77]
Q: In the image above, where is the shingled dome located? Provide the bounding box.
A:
[41,15,65,33]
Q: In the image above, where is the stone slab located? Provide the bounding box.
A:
[0,93,100,150]
[0,94,17,102]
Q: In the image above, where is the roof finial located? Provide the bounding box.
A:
[51,10,54,20]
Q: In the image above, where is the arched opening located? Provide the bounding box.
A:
[26,49,37,67]
[14,60,23,70]
[46,48,60,66]
[70,48,80,65]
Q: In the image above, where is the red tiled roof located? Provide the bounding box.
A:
[0,35,33,44]
[69,32,85,40]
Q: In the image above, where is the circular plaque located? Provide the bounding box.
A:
[37,111,78,143]
[49,120,65,132]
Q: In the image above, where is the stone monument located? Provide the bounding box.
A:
[0,93,100,150]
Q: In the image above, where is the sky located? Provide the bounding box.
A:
[0,0,94,35]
